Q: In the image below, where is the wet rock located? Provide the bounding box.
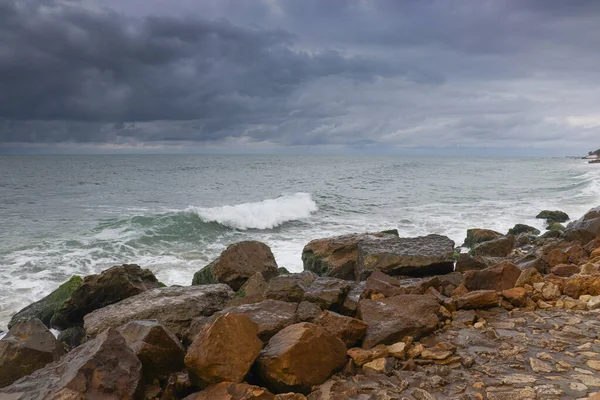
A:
[0,328,142,399]
[236,272,269,299]
[537,210,570,226]
[455,253,491,272]
[356,234,455,279]
[564,206,600,244]
[550,263,580,277]
[186,313,262,386]
[257,322,346,394]
[463,228,503,248]
[463,261,521,291]
[314,310,368,348]
[84,284,234,338]
[192,241,279,291]
[264,272,317,303]
[118,320,185,380]
[508,224,540,236]
[304,277,354,311]
[0,319,65,388]
[8,275,83,329]
[347,344,389,366]
[470,235,515,258]
[183,382,275,400]
[358,294,440,349]
[302,232,393,280]
[486,386,536,400]
[455,290,499,309]
[51,264,161,329]
[57,326,86,350]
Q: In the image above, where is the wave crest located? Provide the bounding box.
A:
[187,192,318,230]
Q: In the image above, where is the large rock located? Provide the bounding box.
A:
[192,241,278,291]
[563,275,600,298]
[454,290,499,309]
[469,235,515,258]
[8,276,82,329]
[264,272,317,303]
[314,310,368,348]
[257,322,346,394]
[51,264,161,329]
[462,229,503,248]
[188,299,299,343]
[462,261,521,291]
[508,224,540,236]
[303,277,354,311]
[564,207,600,244]
[358,295,440,349]
[356,234,455,280]
[536,210,570,224]
[0,328,142,399]
[84,284,234,338]
[185,313,263,386]
[118,320,185,380]
[0,319,65,388]
[302,233,393,280]
[455,253,492,272]
[183,382,275,400]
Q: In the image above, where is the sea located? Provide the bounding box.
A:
[1,155,599,330]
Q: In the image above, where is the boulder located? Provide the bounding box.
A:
[192,241,279,291]
[8,275,82,329]
[118,320,185,380]
[362,270,405,298]
[469,235,515,258]
[183,382,275,400]
[454,290,499,309]
[257,322,346,394]
[185,313,262,386]
[0,319,65,388]
[550,264,580,277]
[314,310,368,348]
[462,229,503,248]
[515,267,544,287]
[502,287,529,308]
[57,326,86,350]
[356,234,455,280]
[236,272,269,299]
[264,272,317,303]
[455,254,491,272]
[508,224,540,235]
[341,282,365,316]
[84,284,234,338]
[51,264,161,329]
[304,277,354,311]
[188,300,298,343]
[462,261,521,291]
[296,301,322,323]
[302,233,393,280]
[0,328,142,399]
[514,254,547,273]
[358,295,440,349]
[563,275,600,298]
[536,210,570,224]
[564,206,600,244]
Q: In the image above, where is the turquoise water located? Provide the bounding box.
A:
[0,155,599,329]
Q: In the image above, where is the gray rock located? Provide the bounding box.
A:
[565,206,600,244]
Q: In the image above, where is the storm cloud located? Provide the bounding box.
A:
[1,0,600,153]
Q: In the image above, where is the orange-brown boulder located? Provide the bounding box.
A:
[257,322,346,394]
[183,382,275,400]
[0,328,142,399]
[502,287,529,307]
[455,290,499,309]
[358,295,440,349]
[563,275,600,298]
[0,319,65,388]
[550,264,580,277]
[314,310,368,348]
[463,261,521,291]
[185,313,263,385]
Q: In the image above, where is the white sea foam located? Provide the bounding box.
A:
[187,192,318,230]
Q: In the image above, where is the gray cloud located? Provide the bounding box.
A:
[1,0,600,152]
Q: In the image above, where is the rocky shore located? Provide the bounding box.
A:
[2,207,600,399]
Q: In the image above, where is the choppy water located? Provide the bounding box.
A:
[1,155,599,329]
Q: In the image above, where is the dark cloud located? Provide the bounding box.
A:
[1,0,599,152]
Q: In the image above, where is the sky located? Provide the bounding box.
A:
[1,0,599,155]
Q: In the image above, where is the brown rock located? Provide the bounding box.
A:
[347,344,389,367]
[183,382,275,400]
[257,322,346,394]
[51,264,161,329]
[0,319,65,388]
[84,284,234,339]
[185,313,263,385]
[118,320,184,380]
[160,371,194,400]
[455,290,499,309]
[463,229,503,248]
[296,301,322,322]
[362,270,405,298]
[340,282,365,316]
[502,287,529,307]
[515,267,544,288]
[237,272,269,298]
[362,357,394,375]
[563,275,600,298]
[358,295,440,349]
[275,394,307,400]
[550,264,580,277]
[193,241,279,291]
[0,328,142,399]
[565,244,588,264]
[264,272,317,303]
[463,261,521,291]
[314,310,368,348]
[304,277,354,311]
[469,235,515,258]
[455,254,490,272]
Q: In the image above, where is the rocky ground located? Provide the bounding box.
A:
[2,206,600,399]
